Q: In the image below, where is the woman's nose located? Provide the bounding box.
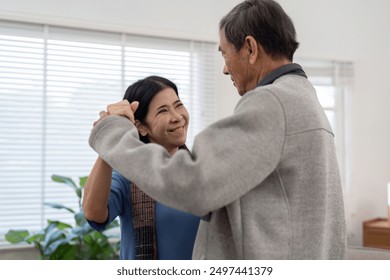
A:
[170,110,183,122]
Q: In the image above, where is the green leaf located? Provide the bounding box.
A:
[42,223,66,250]
[47,220,73,230]
[76,188,82,199]
[51,174,78,193]
[81,232,114,260]
[49,243,78,260]
[44,229,64,246]
[44,239,69,257]
[65,232,79,242]
[82,221,93,231]
[5,230,29,244]
[5,173,119,260]
[75,211,87,226]
[44,202,75,213]
[26,233,45,244]
[72,222,92,237]
[79,176,88,188]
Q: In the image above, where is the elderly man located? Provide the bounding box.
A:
[89,0,346,259]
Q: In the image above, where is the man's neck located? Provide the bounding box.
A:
[256,57,291,85]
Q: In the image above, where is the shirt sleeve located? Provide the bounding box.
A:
[89,89,285,217]
[87,171,129,231]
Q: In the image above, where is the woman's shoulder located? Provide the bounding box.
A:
[112,170,130,183]
[111,171,132,194]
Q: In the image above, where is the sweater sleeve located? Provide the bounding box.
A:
[89,89,285,216]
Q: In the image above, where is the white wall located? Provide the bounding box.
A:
[1,0,390,249]
[0,0,237,41]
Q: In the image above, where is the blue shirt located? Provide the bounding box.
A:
[88,171,200,260]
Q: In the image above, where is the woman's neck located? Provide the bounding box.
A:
[168,147,179,155]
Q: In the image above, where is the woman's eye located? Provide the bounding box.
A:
[157,108,168,114]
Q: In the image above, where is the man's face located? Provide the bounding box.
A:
[219,30,254,96]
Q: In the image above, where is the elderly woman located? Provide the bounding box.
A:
[83,76,200,260]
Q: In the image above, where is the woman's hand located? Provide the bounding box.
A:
[93,100,139,126]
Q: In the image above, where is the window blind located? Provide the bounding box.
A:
[0,20,217,247]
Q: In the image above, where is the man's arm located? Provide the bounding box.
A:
[89,90,285,216]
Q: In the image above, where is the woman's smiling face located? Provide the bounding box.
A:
[137,87,189,154]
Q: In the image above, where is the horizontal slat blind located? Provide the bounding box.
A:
[43,31,124,225]
[0,21,46,237]
[124,35,216,148]
[0,20,217,247]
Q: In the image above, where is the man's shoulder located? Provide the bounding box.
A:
[237,85,285,111]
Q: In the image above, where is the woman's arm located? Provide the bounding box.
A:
[82,157,112,223]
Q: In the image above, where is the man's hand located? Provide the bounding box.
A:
[93,111,109,127]
[93,100,139,127]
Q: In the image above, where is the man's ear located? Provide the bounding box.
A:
[245,36,259,64]
[135,120,148,137]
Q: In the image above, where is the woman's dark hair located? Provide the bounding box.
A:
[123,76,179,144]
[219,0,299,60]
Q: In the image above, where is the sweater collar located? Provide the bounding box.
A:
[256,63,307,88]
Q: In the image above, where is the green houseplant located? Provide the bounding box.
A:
[5,174,119,260]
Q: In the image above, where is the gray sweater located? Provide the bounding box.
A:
[89,74,346,259]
